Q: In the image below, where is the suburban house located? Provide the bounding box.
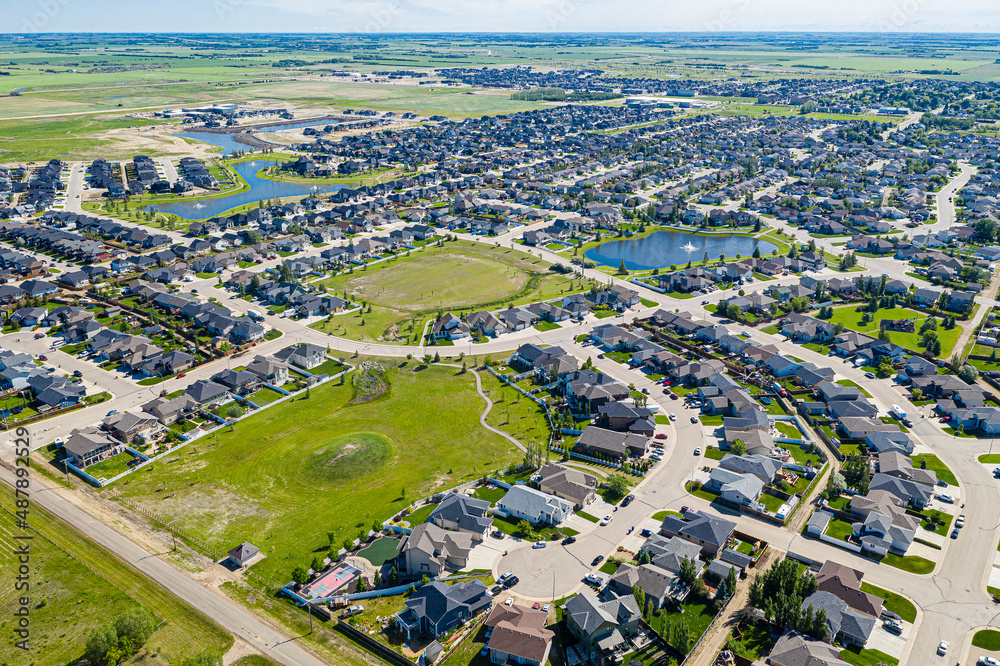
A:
[536,464,598,509]
[801,591,876,647]
[659,511,737,558]
[395,580,491,640]
[564,592,640,666]
[766,631,851,666]
[273,343,326,370]
[482,604,554,666]
[428,493,493,541]
[495,484,574,526]
[226,542,260,568]
[396,523,474,577]
[62,428,122,469]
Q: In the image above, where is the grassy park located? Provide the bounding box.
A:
[106,360,522,582]
[312,240,588,344]
[824,305,960,357]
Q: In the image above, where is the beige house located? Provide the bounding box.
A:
[537,464,598,509]
[397,523,474,577]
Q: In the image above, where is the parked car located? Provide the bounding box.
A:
[504,597,514,606]
[33,333,44,339]
[680,506,689,513]
[640,528,652,537]
[882,620,902,634]
[542,603,549,612]
[978,656,1000,666]
[951,528,959,539]
[584,573,604,586]
[691,416,699,423]
[592,555,604,566]
[497,571,513,584]
[655,433,668,439]
[957,515,966,528]
[864,372,876,379]
[937,493,955,504]
[937,641,949,656]
[502,576,519,589]
[669,413,676,421]
[73,370,83,377]
[670,393,678,400]
[532,602,541,610]
[937,479,948,487]
[38,355,47,361]
[641,388,649,394]
[341,604,364,618]
[694,447,701,456]
[177,373,187,378]
[599,514,613,526]
[532,541,547,549]
[562,536,576,545]
[622,494,634,506]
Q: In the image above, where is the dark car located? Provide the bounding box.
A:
[640,528,652,537]
[503,576,519,589]
[951,528,959,539]
[562,536,576,545]
[73,370,83,377]
[621,494,634,507]
[592,555,604,566]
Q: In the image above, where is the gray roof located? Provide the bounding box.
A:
[428,493,493,536]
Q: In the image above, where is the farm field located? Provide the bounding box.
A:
[312,240,588,344]
[106,360,522,582]
[0,488,231,666]
[823,305,960,357]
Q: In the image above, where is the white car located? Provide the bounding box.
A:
[542,603,549,612]
[497,571,513,584]
[532,541,547,549]
[956,515,965,528]
[936,494,955,504]
[694,447,701,456]
[504,597,514,606]
[584,573,605,585]
[599,514,613,526]
[937,640,948,655]
[978,656,1000,666]
[668,413,677,421]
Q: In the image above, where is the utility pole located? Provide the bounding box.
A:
[306,600,313,633]
[166,519,177,551]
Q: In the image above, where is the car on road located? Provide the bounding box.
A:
[937,493,955,504]
[655,433,668,439]
[951,528,959,539]
[864,372,876,379]
[267,310,276,316]
[592,555,604,566]
[669,392,678,400]
[562,536,576,545]
[177,372,187,378]
[622,494,634,506]
[668,413,676,421]
[532,541,546,549]
[957,515,965,528]
[691,416,699,423]
[701,300,709,305]
[978,656,1000,666]
[106,410,118,416]
[38,355,46,361]
[937,641,949,656]
[502,576,519,589]
[33,333,44,339]
[497,571,513,584]
[694,447,702,456]
[190,289,198,294]
[641,387,649,394]
[73,370,83,377]
[600,514,613,526]
[680,506,688,513]
[504,597,514,606]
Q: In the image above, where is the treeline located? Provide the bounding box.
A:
[510,87,619,102]
[920,113,975,130]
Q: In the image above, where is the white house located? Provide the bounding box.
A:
[495,484,574,526]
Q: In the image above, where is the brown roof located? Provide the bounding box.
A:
[815,561,883,618]
[484,603,548,630]
[488,620,553,663]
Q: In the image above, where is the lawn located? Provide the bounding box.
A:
[860,583,917,623]
[979,454,1000,464]
[107,361,522,582]
[308,357,349,377]
[656,599,718,655]
[481,373,553,450]
[700,414,724,426]
[534,320,563,332]
[312,241,587,344]
[83,451,135,480]
[758,493,785,512]
[824,304,959,357]
[686,482,721,504]
[774,421,801,439]
[652,510,682,521]
[973,629,1000,651]
[910,454,958,486]
[404,502,439,526]
[730,623,774,660]
[704,447,725,460]
[839,645,899,666]
[471,486,506,506]
[881,553,935,575]
[246,387,284,407]
[825,517,855,541]
[356,536,401,567]
[835,378,872,398]
[0,489,232,666]
[600,560,622,575]
[577,511,600,523]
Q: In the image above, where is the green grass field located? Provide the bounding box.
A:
[824,305,959,357]
[860,583,917,623]
[0,489,231,666]
[312,241,586,344]
[910,454,958,486]
[106,360,522,582]
[973,629,1000,651]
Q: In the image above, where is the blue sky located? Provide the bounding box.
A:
[3,0,998,33]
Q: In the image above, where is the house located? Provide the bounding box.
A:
[184,380,230,406]
[564,592,640,666]
[62,428,122,469]
[428,493,493,541]
[142,394,199,425]
[706,467,765,507]
[226,542,260,568]
[483,603,554,666]
[877,451,936,486]
[605,562,687,610]
[815,561,884,618]
[718,453,781,484]
[575,425,649,460]
[659,511,736,558]
[767,631,851,666]
[495,484,574,526]
[397,523,475,577]
[536,463,597,509]
[801,591,876,647]
[246,355,290,386]
[102,412,162,444]
[273,343,325,370]
[395,580,491,640]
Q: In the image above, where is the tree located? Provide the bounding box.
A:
[85,625,118,666]
[959,364,979,384]
[114,608,156,655]
[606,473,630,503]
[632,584,646,616]
[726,566,738,603]
[730,439,747,456]
[616,259,629,276]
[225,404,244,419]
[516,520,533,537]
[825,472,846,500]
[355,575,368,592]
[679,556,698,586]
[292,565,310,585]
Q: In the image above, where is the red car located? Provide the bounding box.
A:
[532,602,541,610]
[38,355,47,361]
[670,393,679,400]
[33,333,44,339]
[655,433,668,440]
[939,416,950,422]
[177,373,187,379]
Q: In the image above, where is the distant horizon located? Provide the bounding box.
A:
[3,0,998,35]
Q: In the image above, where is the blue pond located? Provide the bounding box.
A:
[149,157,346,221]
[584,229,777,271]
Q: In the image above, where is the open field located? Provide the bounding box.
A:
[105,360,522,582]
[312,240,587,344]
[0,488,231,666]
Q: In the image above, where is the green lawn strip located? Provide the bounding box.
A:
[774,421,800,439]
[910,454,958,486]
[824,517,855,541]
[943,426,977,438]
[84,452,136,479]
[576,510,600,523]
[404,502,438,526]
[758,493,784,512]
[700,414,724,426]
[356,536,401,567]
[859,583,917,623]
[704,447,725,460]
[652,510,682,521]
[839,645,898,666]
[979,454,1000,463]
[973,629,1000,651]
[881,553,935,575]
[0,489,232,666]
[686,482,721,504]
[534,320,562,332]
[108,361,522,583]
[471,487,506,506]
[599,560,622,575]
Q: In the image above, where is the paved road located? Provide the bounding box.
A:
[0,462,330,666]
